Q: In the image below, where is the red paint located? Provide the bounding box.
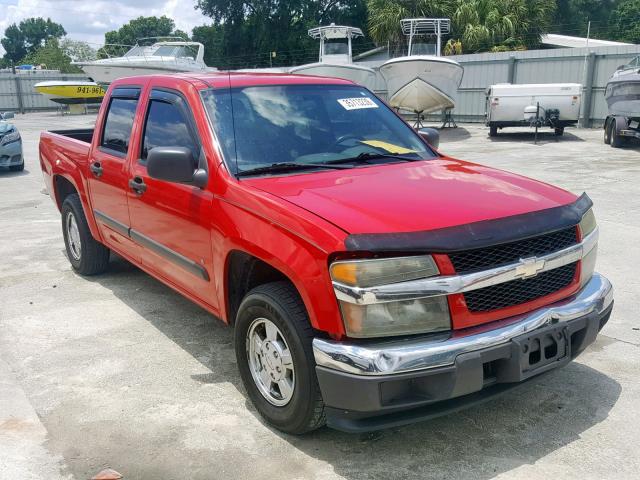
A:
[40,72,583,338]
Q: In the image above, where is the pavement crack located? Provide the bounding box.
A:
[599,334,640,347]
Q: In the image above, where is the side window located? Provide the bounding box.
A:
[141,99,197,160]
[101,97,138,154]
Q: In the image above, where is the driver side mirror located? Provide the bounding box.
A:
[417,127,440,149]
[617,64,627,71]
[147,146,208,188]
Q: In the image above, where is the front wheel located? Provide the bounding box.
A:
[555,126,564,136]
[61,194,110,275]
[489,125,498,137]
[234,281,325,434]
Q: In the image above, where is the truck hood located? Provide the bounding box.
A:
[243,158,578,235]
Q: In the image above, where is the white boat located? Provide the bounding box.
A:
[605,55,640,118]
[380,18,463,118]
[289,25,377,90]
[75,38,215,84]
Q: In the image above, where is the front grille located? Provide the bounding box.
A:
[464,262,578,312]
[449,227,578,273]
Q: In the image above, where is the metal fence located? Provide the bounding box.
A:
[357,44,640,127]
[2,43,640,126]
[0,71,90,112]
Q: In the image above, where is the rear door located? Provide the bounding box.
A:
[127,87,215,306]
[88,86,143,262]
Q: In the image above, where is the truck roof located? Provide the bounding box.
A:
[110,71,355,89]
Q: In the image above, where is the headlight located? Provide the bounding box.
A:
[579,208,596,237]
[330,256,451,338]
[579,208,598,286]
[1,131,20,145]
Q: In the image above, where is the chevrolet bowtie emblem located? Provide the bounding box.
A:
[515,257,545,278]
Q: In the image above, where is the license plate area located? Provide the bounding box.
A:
[512,323,570,379]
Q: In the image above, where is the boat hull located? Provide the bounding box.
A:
[289,63,377,90]
[34,81,105,105]
[380,56,463,113]
[77,63,211,85]
[605,74,640,118]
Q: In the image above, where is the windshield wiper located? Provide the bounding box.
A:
[236,162,351,177]
[326,152,420,165]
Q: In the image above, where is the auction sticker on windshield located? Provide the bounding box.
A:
[337,97,379,110]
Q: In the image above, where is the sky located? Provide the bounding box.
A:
[0,0,212,53]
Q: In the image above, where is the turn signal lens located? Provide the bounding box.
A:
[330,255,439,288]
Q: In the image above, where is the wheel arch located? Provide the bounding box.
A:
[52,173,102,242]
[224,250,296,326]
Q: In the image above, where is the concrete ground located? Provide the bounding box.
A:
[1,113,639,480]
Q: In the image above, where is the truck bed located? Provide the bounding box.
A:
[48,128,94,144]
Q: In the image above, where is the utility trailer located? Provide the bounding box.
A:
[486,83,582,137]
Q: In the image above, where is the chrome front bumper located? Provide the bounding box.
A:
[313,273,613,376]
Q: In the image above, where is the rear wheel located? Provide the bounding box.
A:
[554,126,565,136]
[235,281,325,434]
[489,125,498,137]
[61,194,110,275]
[610,120,626,148]
[604,120,612,144]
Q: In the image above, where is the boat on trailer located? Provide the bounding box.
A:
[289,24,377,90]
[379,18,463,126]
[605,55,640,118]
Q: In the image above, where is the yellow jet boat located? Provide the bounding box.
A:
[34,81,105,105]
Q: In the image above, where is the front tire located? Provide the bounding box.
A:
[489,125,498,137]
[61,194,110,275]
[235,281,325,434]
[555,126,564,136]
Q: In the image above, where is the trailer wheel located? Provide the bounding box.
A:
[489,125,498,137]
[555,127,565,136]
[604,120,612,145]
[610,120,625,148]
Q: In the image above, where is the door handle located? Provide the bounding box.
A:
[89,162,103,177]
[128,176,147,195]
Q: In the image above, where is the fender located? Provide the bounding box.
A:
[42,133,103,243]
[213,196,347,337]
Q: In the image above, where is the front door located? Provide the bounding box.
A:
[127,88,215,307]
[87,87,142,262]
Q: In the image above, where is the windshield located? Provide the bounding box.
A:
[201,85,435,176]
[324,40,349,56]
[152,45,197,59]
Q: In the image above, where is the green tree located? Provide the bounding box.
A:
[554,1,618,39]
[22,38,81,73]
[608,0,640,43]
[367,0,555,54]
[195,0,367,68]
[60,38,97,62]
[104,16,181,47]
[192,24,224,67]
[1,17,66,63]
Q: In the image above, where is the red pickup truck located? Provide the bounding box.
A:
[40,73,613,434]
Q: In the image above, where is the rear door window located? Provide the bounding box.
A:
[141,96,197,160]
[100,96,139,155]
